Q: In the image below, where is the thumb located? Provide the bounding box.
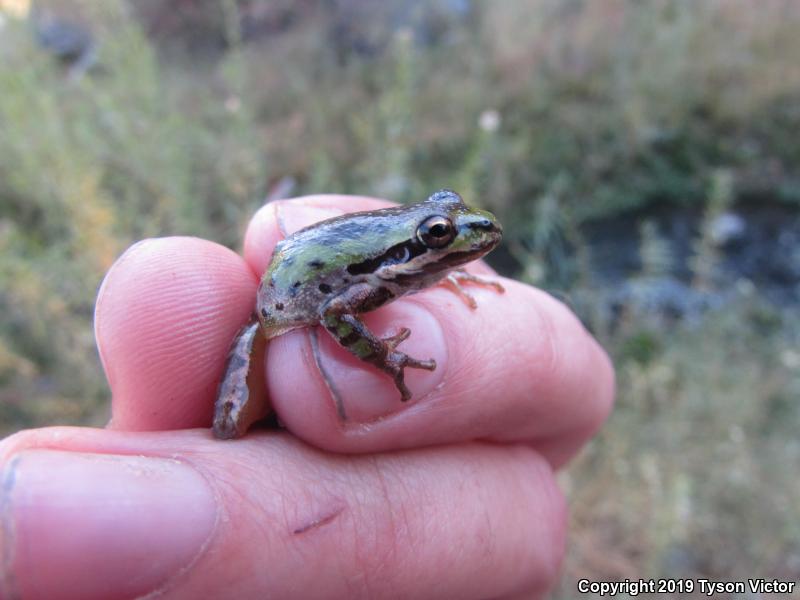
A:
[0,427,565,600]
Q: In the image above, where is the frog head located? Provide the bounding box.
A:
[418,189,502,260]
[374,189,503,285]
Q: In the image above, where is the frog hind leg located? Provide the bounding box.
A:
[443,270,505,309]
[321,284,435,401]
[213,318,270,439]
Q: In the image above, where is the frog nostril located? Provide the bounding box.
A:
[468,218,495,231]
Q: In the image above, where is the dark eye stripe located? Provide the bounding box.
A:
[346,240,426,276]
[389,249,476,286]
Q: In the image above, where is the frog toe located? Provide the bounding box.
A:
[383,327,411,350]
[404,355,436,371]
[385,350,436,401]
[394,374,413,401]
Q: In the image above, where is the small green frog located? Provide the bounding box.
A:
[213,190,504,438]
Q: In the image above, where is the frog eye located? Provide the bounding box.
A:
[417,215,455,248]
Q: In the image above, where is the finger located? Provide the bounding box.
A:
[95,236,258,431]
[245,198,614,467]
[0,427,566,600]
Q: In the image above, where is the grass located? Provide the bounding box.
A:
[1,0,798,593]
[556,301,800,595]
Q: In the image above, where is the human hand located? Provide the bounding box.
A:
[0,196,614,599]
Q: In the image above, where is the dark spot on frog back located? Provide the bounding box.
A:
[308,259,325,269]
[318,283,332,294]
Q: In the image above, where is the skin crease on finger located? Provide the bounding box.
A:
[0,428,566,600]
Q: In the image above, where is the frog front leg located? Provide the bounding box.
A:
[321,284,436,401]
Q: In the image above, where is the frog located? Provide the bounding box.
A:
[212,189,504,439]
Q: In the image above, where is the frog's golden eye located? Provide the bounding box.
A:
[417,215,455,248]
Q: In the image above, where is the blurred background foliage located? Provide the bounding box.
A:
[1,0,798,592]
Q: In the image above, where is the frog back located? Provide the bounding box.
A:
[255,208,420,334]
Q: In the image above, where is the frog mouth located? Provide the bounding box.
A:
[430,238,501,270]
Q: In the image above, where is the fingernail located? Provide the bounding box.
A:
[272,301,448,422]
[1,450,217,600]
[276,202,344,236]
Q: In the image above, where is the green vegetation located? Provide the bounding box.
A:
[1,0,798,592]
[557,296,800,594]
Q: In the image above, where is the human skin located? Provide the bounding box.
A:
[0,196,615,600]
